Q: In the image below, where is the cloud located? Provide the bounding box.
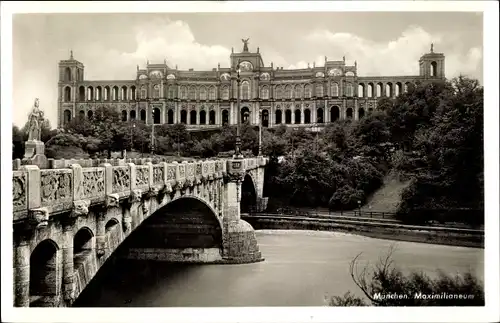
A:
[84,18,232,80]
[289,25,482,80]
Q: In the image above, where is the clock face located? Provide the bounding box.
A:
[260,72,270,81]
[328,68,342,76]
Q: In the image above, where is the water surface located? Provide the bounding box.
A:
[75,230,484,307]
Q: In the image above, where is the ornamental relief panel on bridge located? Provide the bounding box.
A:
[135,166,150,187]
[82,169,105,199]
[40,170,72,205]
[13,172,27,210]
[112,166,130,193]
[153,165,164,185]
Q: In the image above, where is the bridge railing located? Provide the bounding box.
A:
[12,156,268,222]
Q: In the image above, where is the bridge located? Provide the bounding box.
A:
[12,156,268,307]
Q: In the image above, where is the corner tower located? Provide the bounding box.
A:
[58,51,85,127]
[419,44,445,79]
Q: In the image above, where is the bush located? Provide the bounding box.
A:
[328,245,484,306]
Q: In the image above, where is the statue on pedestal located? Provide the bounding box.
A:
[27,98,44,141]
[23,98,48,168]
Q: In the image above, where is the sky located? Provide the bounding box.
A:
[11,11,483,128]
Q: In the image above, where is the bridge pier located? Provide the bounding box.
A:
[13,230,30,307]
[222,159,263,263]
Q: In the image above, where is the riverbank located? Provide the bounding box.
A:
[242,215,484,249]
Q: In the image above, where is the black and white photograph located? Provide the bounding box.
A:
[1,1,499,323]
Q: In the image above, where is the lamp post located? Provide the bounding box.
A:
[151,104,156,156]
[258,107,262,156]
[234,60,243,159]
[130,122,136,152]
[357,200,361,216]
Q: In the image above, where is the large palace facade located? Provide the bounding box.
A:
[57,41,445,129]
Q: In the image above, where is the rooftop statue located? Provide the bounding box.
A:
[242,38,250,52]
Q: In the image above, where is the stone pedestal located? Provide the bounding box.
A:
[23,140,48,169]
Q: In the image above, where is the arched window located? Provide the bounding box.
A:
[112,86,119,101]
[346,108,353,119]
[64,86,71,102]
[294,109,301,124]
[79,86,85,101]
[209,110,216,125]
[221,86,229,100]
[241,81,250,100]
[104,86,110,101]
[64,109,72,123]
[180,110,187,124]
[315,84,324,97]
[121,110,127,122]
[121,86,128,100]
[64,67,72,81]
[367,83,374,98]
[130,86,136,100]
[294,85,303,99]
[168,86,175,99]
[241,107,250,123]
[190,110,197,124]
[358,108,365,119]
[96,86,102,101]
[345,83,353,97]
[285,110,292,124]
[358,84,365,98]
[208,86,216,100]
[200,110,207,125]
[199,86,207,100]
[87,110,94,119]
[153,84,160,99]
[188,86,196,100]
[275,109,282,124]
[152,108,160,124]
[79,110,85,119]
[395,82,402,96]
[304,109,311,124]
[141,87,147,99]
[87,87,94,101]
[260,86,269,99]
[304,84,312,98]
[222,109,229,125]
[130,110,136,120]
[376,83,383,97]
[317,108,324,123]
[140,109,146,122]
[73,228,93,267]
[275,85,283,99]
[330,106,340,122]
[180,86,187,99]
[385,83,393,97]
[404,82,410,93]
[167,109,174,124]
[261,109,269,127]
[331,82,339,97]
[285,85,293,99]
[430,61,437,77]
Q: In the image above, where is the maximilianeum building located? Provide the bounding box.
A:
[57,41,445,130]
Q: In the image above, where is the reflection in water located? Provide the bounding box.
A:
[75,230,483,307]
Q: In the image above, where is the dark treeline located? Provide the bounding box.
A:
[13,76,483,225]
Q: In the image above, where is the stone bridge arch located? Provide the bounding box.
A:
[241,173,258,213]
[120,196,224,262]
[13,157,268,307]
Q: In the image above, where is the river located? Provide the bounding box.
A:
[75,230,484,307]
